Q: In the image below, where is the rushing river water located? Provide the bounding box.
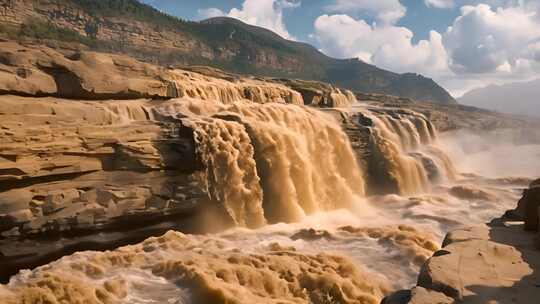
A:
[1,101,538,304]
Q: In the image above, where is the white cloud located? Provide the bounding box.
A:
[325,0,406,24]
[199,0,300,40]
[425,0,454,9]
[196,0,540,96]
[437,3,540,95]
[197,8,225,19]
[443,4,540,75]
[313,1,540,97]
[313,14,449,76]
[425,0,540,10]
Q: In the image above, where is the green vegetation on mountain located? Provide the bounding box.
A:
[0,0,455,103]
[19,20,96,45]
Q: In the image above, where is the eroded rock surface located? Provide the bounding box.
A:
[384,224,540,304]
[0,41,304,103]
[0,96,213,280]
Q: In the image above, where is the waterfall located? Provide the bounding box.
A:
[225,103,366,223]
[191,118,267,228]
[165,99,457,226]
[360,108,457,195]
[184,102,365,226]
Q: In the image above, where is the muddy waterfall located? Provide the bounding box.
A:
[179,101,456,228]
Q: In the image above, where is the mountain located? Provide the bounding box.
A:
[0,0,455,104]
[459,79,540,118]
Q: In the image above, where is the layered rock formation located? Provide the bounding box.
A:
[0,41,304,104]
[274,78,357,108]
[326,106,456,195]
[0,96,207,279]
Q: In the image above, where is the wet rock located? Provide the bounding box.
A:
[0,95,209,275]
[290,228,334,241]
[273,78,356,107]
[506,179,540,231]
[381,290,411,304]
[522,180,540,231]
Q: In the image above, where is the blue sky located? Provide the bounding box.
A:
[142,0,540,96]
[143,0,457,42]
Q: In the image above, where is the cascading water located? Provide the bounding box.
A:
[359,107,457,195]
[187,101,366,226]
[178,100,458,226]
[225,103,366,223]
[191,118,266,228]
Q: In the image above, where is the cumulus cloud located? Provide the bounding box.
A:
[197,8,225,19]
[443,4,540,75]
[313,14,449,76]
[425,0,454,8]
[325,0,406,24]
[425,0,540,10]
[198,0,300,40]
[313,1,540,96]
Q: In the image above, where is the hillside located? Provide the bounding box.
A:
[0,0,455,104]
[459,79,540,118]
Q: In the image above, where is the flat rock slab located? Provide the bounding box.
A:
[414,224,540,304]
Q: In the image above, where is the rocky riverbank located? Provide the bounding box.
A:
[383,179,540,304]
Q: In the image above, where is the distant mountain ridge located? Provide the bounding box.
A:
[459,79,540,118]
[0,0,455,104]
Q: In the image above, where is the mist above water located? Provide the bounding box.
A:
[440,128,540,178]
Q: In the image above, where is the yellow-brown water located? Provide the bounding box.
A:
[1,100,536,304]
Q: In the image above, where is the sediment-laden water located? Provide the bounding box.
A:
[1,100,537,304]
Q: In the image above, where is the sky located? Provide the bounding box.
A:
[141,0,540,96]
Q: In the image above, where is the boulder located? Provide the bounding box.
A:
[521,180,540,231]
[390,224,540,304]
